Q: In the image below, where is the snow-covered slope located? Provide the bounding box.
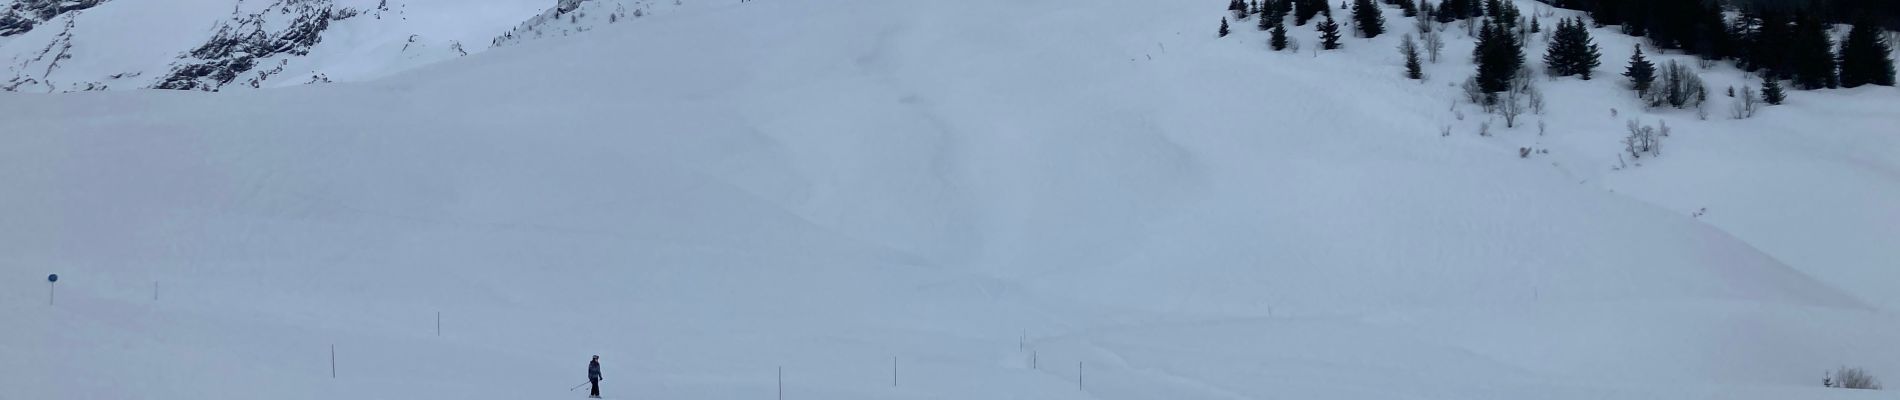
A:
[3,0,1897,399]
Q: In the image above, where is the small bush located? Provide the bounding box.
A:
[1831,366,1883,390]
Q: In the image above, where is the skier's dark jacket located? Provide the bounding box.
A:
[589,360,602,381]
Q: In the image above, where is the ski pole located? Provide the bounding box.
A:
[570,381,591,391]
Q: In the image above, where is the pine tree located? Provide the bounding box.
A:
[1271,20,1290,50]
[1790,13,1838,90]
[1353,0,1385,38]
[1589,0,1620,27]
[1624,44,1657,96]
[1318,14,1344,49]
[1493,0,1520,27]
[1761,74,1786,105]
[1295,0,1324,26]
[1838,17,1897,87]
[1473,20,1523,98]
[1692,2,1734,60]
[1619,0,1648,37]
[1401,33,1424,79]
[1260,4,1278,31]
[1530,16,1540,34]
[1395,0,1417,18]
[1433,0,1457,23]
[1745,9,1794,79]
[1544,18,1603,80]
[1220,18,1232,37]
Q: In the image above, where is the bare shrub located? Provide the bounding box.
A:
[1830,366,1883,390]
[1462,77,1484,104]
[1624,119,1660,159]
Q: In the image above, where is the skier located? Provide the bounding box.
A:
[587,355,603,398]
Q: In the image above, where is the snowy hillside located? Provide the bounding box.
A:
[3,0,1898,399]
[0,0,687,92]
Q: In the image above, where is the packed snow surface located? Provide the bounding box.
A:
[3,0,1897,399]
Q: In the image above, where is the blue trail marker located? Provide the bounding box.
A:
[47,274,58,305]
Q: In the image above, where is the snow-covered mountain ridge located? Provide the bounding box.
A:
[0,0,681,92]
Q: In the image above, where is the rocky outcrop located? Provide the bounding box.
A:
[492,0,683,48]
[153,1,357,91]
[0,0,107,37]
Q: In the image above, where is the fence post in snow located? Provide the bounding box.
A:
[777,366,782,400]
[1078,361,1083,391]
[436,312,441,336]
[331,344,337,379]
[892,356,897,387]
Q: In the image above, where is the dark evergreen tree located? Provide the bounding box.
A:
[1619,0,1648,37]
[1530,16,1540,33]
[1692,3,1735,60]
[1590,0,1622,27]
[1761,74,1786,104]
[1545,18,1604,79]
[1402,33,1424,79]
[1491,0,1519,27]
[1473,20,1524,98]
[1220,18,1232,37]
[1318,14,1345,49]
[1260,4,1278,30]
[1745,8,1795,78]
[1271,20,1290,50]
[1353,0,1386,37]
[1790,12,1839,89]
[1728,9,1758,63]
[1296,0,1324,25]
[1838,17,1897,87]
[1624,44,1657,96]
[1434,0,1457,23]
[1572,18,1604,79]
[1395,0,1417,17]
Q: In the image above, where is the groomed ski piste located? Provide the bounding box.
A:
[3,0,1898,399]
